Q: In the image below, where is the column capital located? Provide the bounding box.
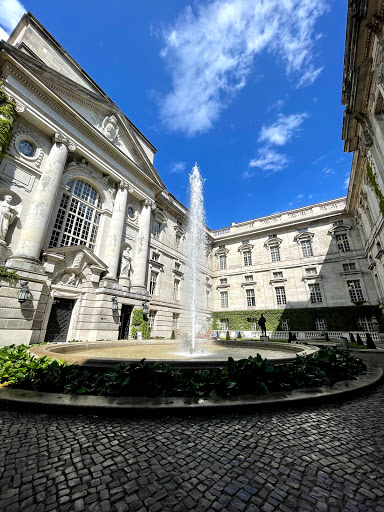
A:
[119,181,133,193]
[53,132,76,151]
[143,198,155,208]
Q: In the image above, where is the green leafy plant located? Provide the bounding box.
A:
[0,266,19,282]
[225,330,231,341]
[366,163,384,215]
[131,308,148,339]
[0,82,17,157]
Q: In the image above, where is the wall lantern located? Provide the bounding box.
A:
[18,281,31,304]
[111,296,118,312]
[142,301,149,322]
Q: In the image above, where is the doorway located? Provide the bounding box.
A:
[119,304,132,340]
[44,298,74,342]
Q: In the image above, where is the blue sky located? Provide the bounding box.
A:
[0,0,351,230]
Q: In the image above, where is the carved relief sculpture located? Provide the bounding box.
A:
[101,115,119,143]
[120,246,132,277]
[0,195,18,240]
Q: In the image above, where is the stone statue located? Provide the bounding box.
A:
[0,195,17,240]
[120,247,132,277]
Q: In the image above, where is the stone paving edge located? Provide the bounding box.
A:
[0,364,382,416]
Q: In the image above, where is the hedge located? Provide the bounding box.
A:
[211,305,383,331]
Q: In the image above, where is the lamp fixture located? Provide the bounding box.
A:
[142,301,149,321]
[111,296,118,311]
[18,281,31,304]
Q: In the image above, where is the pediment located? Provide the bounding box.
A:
[44,245,108,271]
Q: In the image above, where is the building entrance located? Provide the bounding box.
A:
[119,304,132,340]
[44,298,74,342]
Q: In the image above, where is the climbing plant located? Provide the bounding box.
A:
[366,163,384,215]
[130,308,148,339]
[0,266,19,282]
[211,305,384,332]
[0,82,17,157]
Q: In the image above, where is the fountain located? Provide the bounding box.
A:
[31,164,319,367]
[183,163,206,354]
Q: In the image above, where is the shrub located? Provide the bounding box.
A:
[237,331,242,339]
[366,333,377,349]
[226,331,231,341]
[356,333,364,346]
[171,330,176,340]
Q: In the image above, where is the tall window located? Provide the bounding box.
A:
[336,233,351,252]
[49,179,102,251]
[343,262,356,272]
[301,240,313,257]
[243,251,252,266]
[275,286,287,305]
[246,289,255,307]
[148,310,156,333]
[220,291,228,308]
[206,290,210,307]
[249,318,258,330]
[309,283,322,303]
[149,272,157,295]
[219,255,227,270]
[315,317,327,331]
[219,318,228,330]
[347,280,364,302]
[357,317,375,331]
[172,313,179,329]
[270,246,280,262]
[153,221,161,239]
[281,318,289,331]
[175,233,181,251]
[173,279,180,300]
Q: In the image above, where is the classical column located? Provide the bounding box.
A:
[130,199,153,293]
[104,182,130,280]
[8,133,75,269]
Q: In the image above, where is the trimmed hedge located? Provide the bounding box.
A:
[212,305,384,332]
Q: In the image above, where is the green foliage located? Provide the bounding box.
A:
[131,308,148,339]
[225,330,231,340]
[170,330,176,340]
[366,163,384,215]
[237,331,242,339]
[0,266,19,282]
[211,305,384,332]
[0,344,367,398]
[0,83,17,157]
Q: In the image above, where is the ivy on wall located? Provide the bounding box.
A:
[0,266,19,281]
[0,82,17,157]
[366,163,384,215]
[211,305,384,332]
[130,308,148,339]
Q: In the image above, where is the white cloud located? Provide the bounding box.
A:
[169,161,187,174]
[0,25,9,41]
[296,194,304,199]
[322,166,334,175]
[258,113,308,146]
[308,194,313,199]
[249,148,288,172]
[344,173,350,189]
[267,98,286,113]
[288,202,294,206]
[0,0,25,33]
[159,0,328,135]
[242,169,255,179]
[312,153,328,165]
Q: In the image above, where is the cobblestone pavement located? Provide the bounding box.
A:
[0,353,384,512]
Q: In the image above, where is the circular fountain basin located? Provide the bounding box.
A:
[30,340,318,369]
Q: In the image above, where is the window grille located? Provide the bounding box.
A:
[305,267,317,275]
[270,246,280,262]
[357,317,375,331]
[309,283,322,303]
[245,275,253,282]
[246,289,255,307]
[275,286,287,305]
[281,319,289,331]
[149,272,157,295]
[248,317,258,330]
[220,278,227,285]
[175,233,181,251]
[273,272,283,279]
[315,317,327,331]
[153,221,161,239]
[49,180,102,251]
[336,233,351,252]
[219,255,227,270]
[220,291,228,308]
[173,280,180,300]
[342,263,356,271]
[243,251,252,266]
[301,240,313,257]
[219,319,228,330]
[347,280,364,302]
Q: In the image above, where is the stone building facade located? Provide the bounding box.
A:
[0,11,382,346]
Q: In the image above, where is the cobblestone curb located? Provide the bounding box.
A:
[0,364,381,416]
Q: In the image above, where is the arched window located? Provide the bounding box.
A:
[49,179,102,251]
